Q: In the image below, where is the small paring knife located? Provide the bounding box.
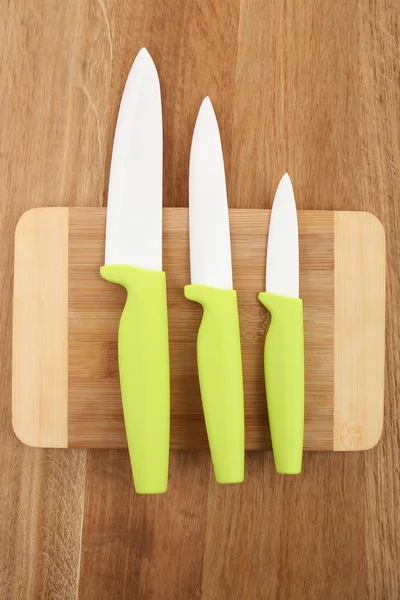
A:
[101,48,169,494]
[258,173,304,474]
[184,97,245,484]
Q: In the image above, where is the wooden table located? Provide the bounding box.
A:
[1,1,398,598]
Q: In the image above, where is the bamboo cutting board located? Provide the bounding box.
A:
[12,207,385,451]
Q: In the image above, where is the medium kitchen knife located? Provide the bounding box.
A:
[184,97,244,483]
[100,48,169,494]
[258,173,304,474]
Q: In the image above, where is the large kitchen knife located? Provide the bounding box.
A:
[100,48,169,494]
[258,173,304,474]
[184,97,244,483]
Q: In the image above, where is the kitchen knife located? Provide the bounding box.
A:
[100,48,169,494]
[184,97,244,483]
[258,173,304,474]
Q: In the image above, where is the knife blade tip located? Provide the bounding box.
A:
[132,47,158,76]
[137,46,151,60]
[275,172,295,207]
[280,172,293,188]
[198,96,216,118]
[201,95,212,106]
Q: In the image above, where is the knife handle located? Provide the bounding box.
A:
[258,292,304,474]
[100,264,170,494]
[184,284,244,483]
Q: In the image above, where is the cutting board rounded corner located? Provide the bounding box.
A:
[15,207,36,243]
[363,419,384,451]
[334,417,384,453]
[15,206,55,238]
[11,412,40,448]
[359,210,386,246]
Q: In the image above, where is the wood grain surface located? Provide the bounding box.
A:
[1,1,399,599]
[12,207,385,451]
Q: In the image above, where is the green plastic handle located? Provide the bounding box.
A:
[100,264,170,494]
[258,292,304,474]
[184,284,244,483]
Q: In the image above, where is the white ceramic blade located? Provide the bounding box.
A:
[104,48,162,270]
[189,97,233,290]
[265,173,299,298]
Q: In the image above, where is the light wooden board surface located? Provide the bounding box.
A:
[12,207,385,451]
[1,1,399,599]
[334,211,386,450]
[13,208,69,448]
